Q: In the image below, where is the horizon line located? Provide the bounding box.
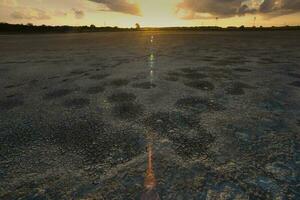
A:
[1,22,300,29]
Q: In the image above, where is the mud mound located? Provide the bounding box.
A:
[44,89,73,100]
[132,82,156,89]
[226,82,255,95]
[143,112,214,157]
[63,98,90,108]
[290,81,300,87]
[89,74,110,80]
[233,68,252,72]
[112,102,143,119]
[0,97,24,111]
[86,86,105,94]
[110,78,130,87]
[288,73,300,79]
[175,96,225,112]
[51,118,145,166]
[108,92,136,103]
[184,80,214,91]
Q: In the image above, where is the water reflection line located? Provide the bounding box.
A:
[141,134,160,200]
[141,35,160,200]
[144,142,156,190]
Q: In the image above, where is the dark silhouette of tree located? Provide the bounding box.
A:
[135,23,141,29]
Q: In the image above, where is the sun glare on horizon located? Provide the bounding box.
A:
[136,0,184,27]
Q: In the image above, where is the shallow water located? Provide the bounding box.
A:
[0,31,300,199]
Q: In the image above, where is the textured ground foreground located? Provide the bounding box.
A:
[0,31,300,199]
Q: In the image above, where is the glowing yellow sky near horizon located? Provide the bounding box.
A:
[138,0,182,27]
[0,0,299,27]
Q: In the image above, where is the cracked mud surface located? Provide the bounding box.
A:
[0,31,300,199]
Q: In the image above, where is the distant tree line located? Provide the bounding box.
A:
[0,23,133,34]
[142,25,300,31]
[0,22,299,34]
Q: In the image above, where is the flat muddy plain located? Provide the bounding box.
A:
[0,31,300,199]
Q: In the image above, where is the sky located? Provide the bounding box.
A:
[0,0,299,27]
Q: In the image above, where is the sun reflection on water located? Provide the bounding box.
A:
[144,143,156,190]
[141,36,161,200]
[149,36,155,87]
[141,136,160,200]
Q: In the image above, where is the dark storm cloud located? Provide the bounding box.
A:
[260,0,300,15]
[177,0,300,19]
[88,0,141,16]
[177,0,255,19]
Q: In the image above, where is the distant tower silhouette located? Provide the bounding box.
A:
[135,23,141,29]
[215,17,219,27]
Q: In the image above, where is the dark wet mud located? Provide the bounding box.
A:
[112,102,144,119]
[110,78,130,87]
[0,31,300,200]
[85,86,105,94]
[175,96,225,112]
[225,81,255,95]
[290,81,300,87]
[44,89,73,100]
[184,80,215,91]
[63,98,90,109]
[108,92,137,103]
[132,82,157,89]
[89,73,110,80]
[0,98,24,111]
